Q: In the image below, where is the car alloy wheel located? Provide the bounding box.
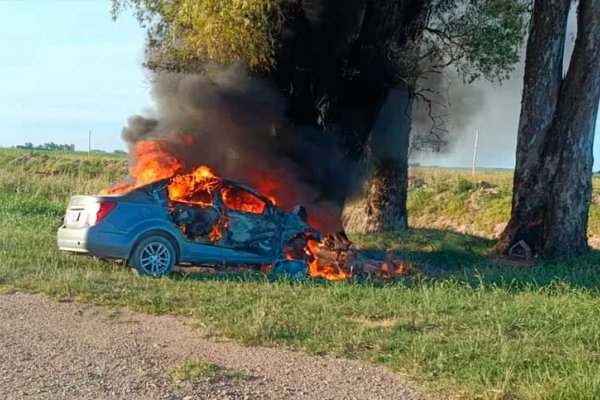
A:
[130,235,176,277]
[139,242,171,275]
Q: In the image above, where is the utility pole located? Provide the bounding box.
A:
[88,130,91,156]
[472,128,479,175]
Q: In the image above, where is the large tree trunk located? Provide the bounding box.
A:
[495,0,570,254]
[497,0,600,257]
[352,0,429,233]
[362,88,412,232]
[540,0,600,256]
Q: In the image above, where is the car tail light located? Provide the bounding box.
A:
[86,201,117,226]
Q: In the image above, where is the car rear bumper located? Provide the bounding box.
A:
[57,225,131,259]
[57,226,89,253]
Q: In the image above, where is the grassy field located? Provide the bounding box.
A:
[348,166,600,246]
[1,147,600,399]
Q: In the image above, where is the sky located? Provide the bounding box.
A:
[415,67,526,169]
[0,0,152,152]
[0,1,598,169]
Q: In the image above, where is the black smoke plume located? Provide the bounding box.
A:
[121,65,355,231]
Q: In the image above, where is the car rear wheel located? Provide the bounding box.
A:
[130,236,176,277]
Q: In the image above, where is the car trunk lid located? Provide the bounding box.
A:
[64,195,115,229]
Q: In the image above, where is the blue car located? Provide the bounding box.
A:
[57,178,319,276]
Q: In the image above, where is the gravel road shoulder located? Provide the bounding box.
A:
[0,292,426,400]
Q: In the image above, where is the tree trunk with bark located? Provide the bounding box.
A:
[353,0,430,233]
[362,88,412,232]
[497,0,600,257]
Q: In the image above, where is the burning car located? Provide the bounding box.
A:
[57,165,319,277]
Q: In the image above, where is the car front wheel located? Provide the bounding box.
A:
[129,236,176,277]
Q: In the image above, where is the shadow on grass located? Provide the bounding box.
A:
[354,227,600,292]
[168,227,600,292]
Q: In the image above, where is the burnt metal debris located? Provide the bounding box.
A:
[310,233,409,278]
[170,202,220,242]
[284,231,410,279]
[162,178,319,257]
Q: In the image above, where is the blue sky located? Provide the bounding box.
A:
[0,1,598,169]
[0,0,151,152]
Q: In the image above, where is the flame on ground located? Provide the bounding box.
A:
[306,239,352,280]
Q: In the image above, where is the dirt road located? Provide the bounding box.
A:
[0,292,425,400]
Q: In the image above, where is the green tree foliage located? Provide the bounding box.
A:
[426,0,530,83]
[112,0,528,84]
[111,0,282,71]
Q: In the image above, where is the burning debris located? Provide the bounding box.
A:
[104,139,409,280]
[284,232,409,280]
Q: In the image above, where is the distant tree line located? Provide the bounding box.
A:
[13,142,129,155]
[16,142,75,152]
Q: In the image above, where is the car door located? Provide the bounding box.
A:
[218,183,282,259]
[150,180,223,263]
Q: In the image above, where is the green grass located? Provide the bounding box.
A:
[346,167,600,247]
[409,168,599,243]
[168,361,252,382]
[1,148,600,399]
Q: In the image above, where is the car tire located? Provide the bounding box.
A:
[129,236,176,277]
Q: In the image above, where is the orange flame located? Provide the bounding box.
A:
[103,140,183,195]
[101,182,134,195]
[255,176,278,205]
[168,165,220,206]
[305,239,352,281]
[130,140,184,185]
[209,224,223,243]
[166,165,227,244]
[221,185,267,214]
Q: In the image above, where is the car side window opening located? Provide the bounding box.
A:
[221,185,266,215]
[169,180,213,207]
